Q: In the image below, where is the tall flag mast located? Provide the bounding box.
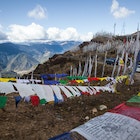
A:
[130,23,140,84]
[114,23,116,36]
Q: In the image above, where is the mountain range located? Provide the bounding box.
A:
[0,41,81,76]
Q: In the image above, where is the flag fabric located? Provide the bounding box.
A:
[130,30,140,82]
[126,95,140,107]
[82,57,89,77]
[30,95,39,106]
[77,61,82,76]
[127,96,140,103]
[135,50,140,71]
[109,102,140,121]
[40,99,47,105]
[123,52,128,74]
[0,96,7,109]
[54,93,59,104]
[24,96,31,103]
[136,50,140,62]
[49,132,73,140]
[112,55,119,77]
[14,96,22,108]
[94,54,97,77]
[71,112,140,140]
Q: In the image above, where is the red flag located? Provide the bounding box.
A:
[109,102,140,121]
[30,95,39,106]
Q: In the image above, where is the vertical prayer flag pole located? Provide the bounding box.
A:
[114,23,116,36]
[123,36,129,75]
[77,61,81,76]
[102,51,107,77]
[94,46,98,77]
[130,25,140,83]
[31,70,34,84]
[123,52,128,75]
[70,65,73,76]
[111,54,119,77]
[117,47,125,76]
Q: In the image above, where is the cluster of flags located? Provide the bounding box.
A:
[0,95,50,109]
[49,93,140,140]
[0,75,129,111]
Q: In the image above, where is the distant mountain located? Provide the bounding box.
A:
[0,41,81,75]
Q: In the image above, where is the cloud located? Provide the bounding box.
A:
[111,0,119,13]
[28,5,47,19]
[7,23,47,42]
[6,23,93,43]
[111,0,135,19]
[47,27,93,41]
[47,27,78,41]
[0,25,7,42]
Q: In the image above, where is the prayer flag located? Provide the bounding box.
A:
[40,99,47,105]
[30,95,39,106]
[0,96,7,109]
[14,96,22,108]
[24,96,31,103]
[49,132,73,140]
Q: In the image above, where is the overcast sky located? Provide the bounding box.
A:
[0,0,139,43]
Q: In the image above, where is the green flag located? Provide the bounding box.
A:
[40,99,47,105]
[0,96,7,109]
[59,80,68,85]
[127,96,140,103]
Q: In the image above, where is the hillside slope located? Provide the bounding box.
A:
[33,35,117,77]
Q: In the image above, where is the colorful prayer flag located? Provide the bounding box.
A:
[0,96,7,109]
[14,96,22,108]
[30,95,39,106]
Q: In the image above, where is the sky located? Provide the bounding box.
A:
[0,0,139,43]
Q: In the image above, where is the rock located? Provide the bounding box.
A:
[99,105,107,111]
[85,116,89,120]
[91,107,98,114]
[55,114,63,121]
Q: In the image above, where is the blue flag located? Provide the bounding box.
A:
[49,132,73,140]
[14,96,22,108]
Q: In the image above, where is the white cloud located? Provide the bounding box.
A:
[47,27,93,41]
[28,5,47,19]
[6,23,93,43]
[7,23,47,42]
[111,0,135,19]
[79,32,93,41]
[111,0,119,13]
[113,7,135,19]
